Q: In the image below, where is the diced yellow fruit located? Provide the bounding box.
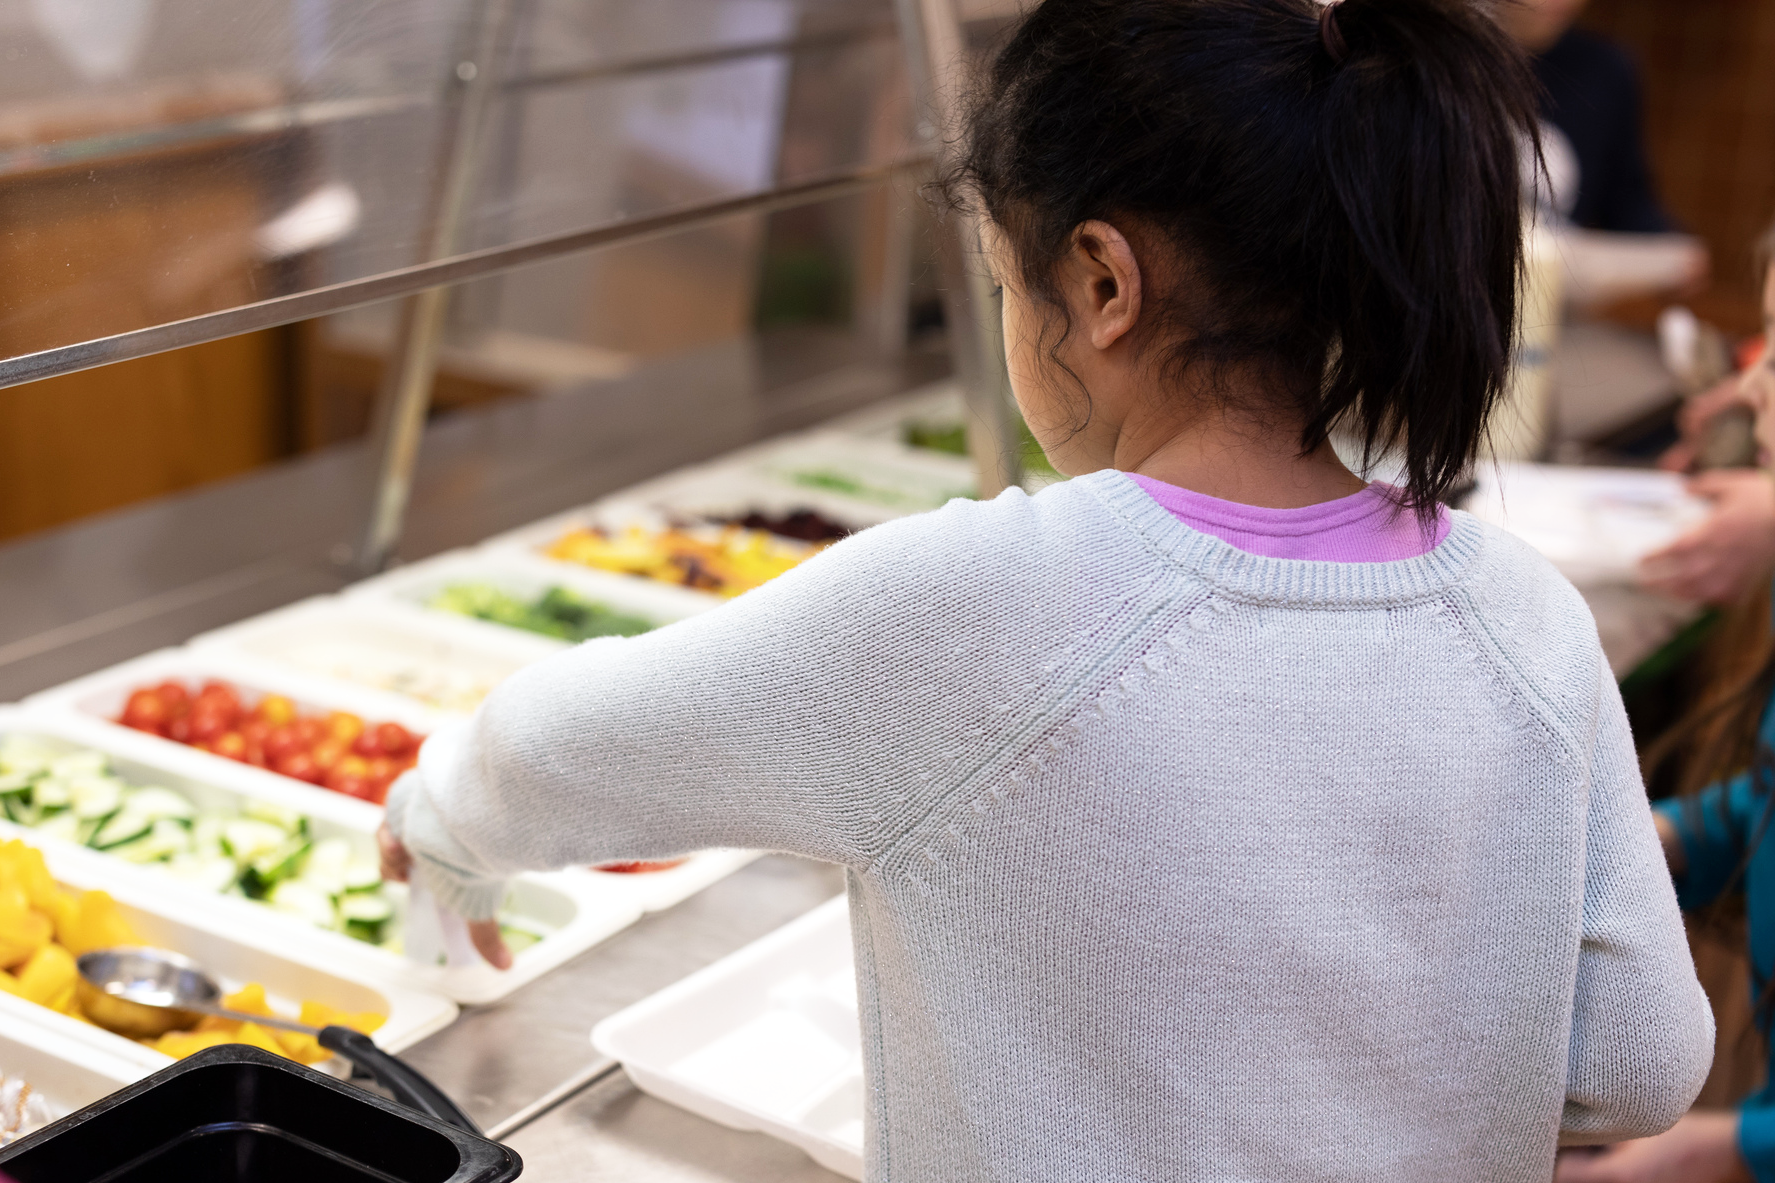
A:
[231,1022,289,1059]
[300,1000,385,1035]
[0,886,54,970]
[0,842,60,914]
[15,943,75,1007]
[58,891,138,957]
[222,983,273,1018]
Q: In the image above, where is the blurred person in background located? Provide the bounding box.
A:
[1560,233,1775,1183]
[1497,0,1677,234]
[1641,336,1775,606]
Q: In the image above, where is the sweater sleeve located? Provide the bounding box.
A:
[384,490,1060,919]
[1561,658,1714,1144]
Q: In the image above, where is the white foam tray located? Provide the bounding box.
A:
[593,895,862,1179]
[188,596,561,717]
[0,828,459,1077]
[1462,462,1711,587]
[3,689,644,1004]
[343,549,720,636]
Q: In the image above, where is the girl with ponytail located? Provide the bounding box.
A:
[380,1,1712,1177]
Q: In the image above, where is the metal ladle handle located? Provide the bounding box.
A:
[183,1004,480,1134]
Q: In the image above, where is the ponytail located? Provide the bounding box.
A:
[948,0,1541,517]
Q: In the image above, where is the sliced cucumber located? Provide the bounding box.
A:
[249,837,312,884]
[108,819,192,865]
[220,819,288,864]
[300,838,353,896]
[125,787,197,824]
[163,852,240,894]
[337,893,392,923]
[31,777,69,809]
[2,795,38,826]
[344,918,388,945]
[91,809,152,850]
[33,812,82,844]
[342,860,383,893]
[241,800,306,835]
[69,774,125,820]
[0,772,37,796]
[192,815,228,858]
[267,879,337,929]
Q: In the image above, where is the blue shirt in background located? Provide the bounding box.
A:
[1656,696,1775,1177]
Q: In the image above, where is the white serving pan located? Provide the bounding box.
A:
[5,686,644,1004]
[0,829,459,1077]
[188,596,561,716]
[344,550,718,638]
[0,1009,146,1127]
[592,894,862,1179]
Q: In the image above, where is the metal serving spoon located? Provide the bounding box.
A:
[76,947,480,1134]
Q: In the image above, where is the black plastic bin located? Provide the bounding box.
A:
[0,1044,521,1183]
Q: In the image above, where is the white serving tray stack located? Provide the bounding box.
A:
[593,895,863,1179]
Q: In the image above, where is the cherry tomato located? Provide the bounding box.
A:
[274,752,323,784]
[211,731,247,762]
[349,730,382,758]
[242,741,269,769]
[310,740,345,771]
[155,680,190,711]
[327,712,365,744]
[375,722,414,757]
[166,715,194,743]
[254,694,296,726]
[263,724,303,762]
[188,706,232,743]
[121,689,168,734]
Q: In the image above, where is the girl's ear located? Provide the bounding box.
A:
[1069,220,1142,351]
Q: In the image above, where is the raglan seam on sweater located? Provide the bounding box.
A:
[886,591,1214,874]
[1434,585,1581,763]
[871,588,1207,879]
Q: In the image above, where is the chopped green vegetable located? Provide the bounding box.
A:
[92,810,152,850]
[428,582,658,643]
[68,775,125,820]
[0,739,545,953]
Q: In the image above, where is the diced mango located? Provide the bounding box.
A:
[57,891,137,957]
[0,885,54,969]
[15,943,75,1010]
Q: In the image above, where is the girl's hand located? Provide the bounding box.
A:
[376,821,513,971]
[1554,1112,1750,1183]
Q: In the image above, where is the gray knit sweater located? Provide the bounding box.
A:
[389,469,1713,1181]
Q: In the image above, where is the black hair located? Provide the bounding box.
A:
[946,0,1540,517]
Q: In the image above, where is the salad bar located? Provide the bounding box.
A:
[0,382,976,1177]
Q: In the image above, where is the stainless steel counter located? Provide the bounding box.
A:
[398,853,850,1181]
